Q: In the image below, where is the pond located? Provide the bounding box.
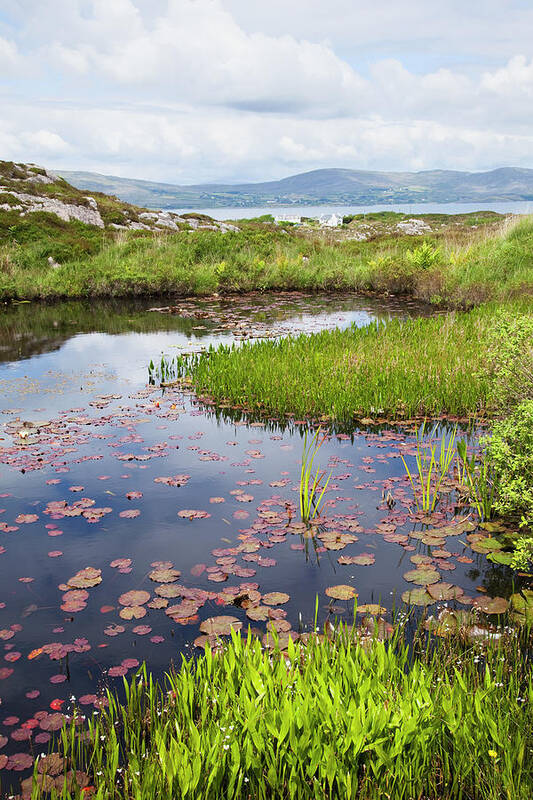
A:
[0,293,514,784]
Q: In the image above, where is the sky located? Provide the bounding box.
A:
[0,0,532,184]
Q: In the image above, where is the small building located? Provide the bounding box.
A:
[274,214,302,224]
[318,213,342,228]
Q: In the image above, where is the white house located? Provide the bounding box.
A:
[274,214,302,224]
[318,213,343,227]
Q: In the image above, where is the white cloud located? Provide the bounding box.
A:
[481,55,533,98]
[1,101,532,183]
[0,36,20,73]
[0,0,532,181]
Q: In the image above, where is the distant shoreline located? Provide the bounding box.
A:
[163,200,533,220]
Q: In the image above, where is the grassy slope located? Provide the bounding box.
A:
[2,213,532,305]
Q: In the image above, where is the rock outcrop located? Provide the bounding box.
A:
[0,186,105,228]
[0,161,239,235]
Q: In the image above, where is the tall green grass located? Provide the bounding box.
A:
[25,630,532,800]
[2,215,532,304]
[170,305,513,421]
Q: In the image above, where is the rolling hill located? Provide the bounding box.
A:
[58,166,533,209]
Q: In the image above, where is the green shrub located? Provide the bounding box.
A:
[405,241,441,269]
[486,311,533,409]
[486,400,533,528]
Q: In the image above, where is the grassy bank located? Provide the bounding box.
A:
[22,629,532,800]
[163,303,533,421]
[2,211,532,305]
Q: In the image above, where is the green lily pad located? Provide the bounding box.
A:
[479,521,505,532]
[509,589,533,626]
[410,555,433,565]
[402,588,434,606]
[403,568,440,585]
[470,537,503,554]
[486,551,514,565]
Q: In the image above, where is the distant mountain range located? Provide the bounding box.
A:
[59,167,533,209]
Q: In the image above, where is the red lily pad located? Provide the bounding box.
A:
[118,590,150,606]
[262,592,290,606]
[178,509,211,520]
[472,596,509,615]
[103,624,125,637]
[6,752,33,770]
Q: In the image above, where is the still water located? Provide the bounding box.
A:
[0,294,514,784]
[169,201,533,220]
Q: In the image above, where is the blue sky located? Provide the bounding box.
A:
[0,0,532,183]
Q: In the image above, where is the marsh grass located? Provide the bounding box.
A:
[172,306,505,421]
[1,214,532,304]
[24,628,532,800]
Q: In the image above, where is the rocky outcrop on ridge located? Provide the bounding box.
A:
[0,161,238,234]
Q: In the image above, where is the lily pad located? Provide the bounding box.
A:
[325,585,357,601]
[149,568,181,583]
[262,592,290,606]
[470,537,503,554]
[178,509,211,520]
[166,602,200,620]
[486,551,514,565]
[118,590,150,607]
[37,753,64,776]
[67,567,102,589]
[357,604,387,615]
[402,588,434,606]
[199,616,243,636]
[119,605,146,620]
[262,630,298,650]
[427,583,464,601]
[403,568,440,585]
[472,596,509,615]
[337,554,375,566]
[509,589,533,626]
[246,605,270,621]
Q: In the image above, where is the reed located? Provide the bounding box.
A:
[401,422,457,512]
[299,427,332,524]
[457,440,497,521]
